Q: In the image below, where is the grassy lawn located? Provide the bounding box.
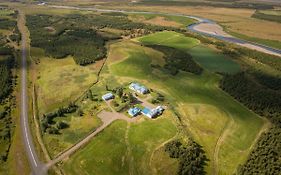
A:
[128,117,177,175]
[189,45,241,74]
[107,33,265,174]
[33,47,101,113]
[63,117,177,175]
[63,121,129,175]
[136,31,200,50]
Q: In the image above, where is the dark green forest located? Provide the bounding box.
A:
[165,139,208,175]
[26,13,175,65]
[220,72,281,125]
[147,45,203,75]
[238,126,281,175]
[0,9,17,164]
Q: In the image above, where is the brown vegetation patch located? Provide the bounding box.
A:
[144,16,181,27]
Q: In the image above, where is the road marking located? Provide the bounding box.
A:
[21,37,38,167]
[23,112,38,167]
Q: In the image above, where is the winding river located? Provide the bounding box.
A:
[48,5,281,57]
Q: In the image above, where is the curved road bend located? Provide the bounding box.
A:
[18,11,47,175]
[48,4,281,57]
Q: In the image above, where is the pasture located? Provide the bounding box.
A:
[107,32,265,174]
[63,118,177,175]
[189,45,241,74]
[136,31,199,50]
[33,48,102,113]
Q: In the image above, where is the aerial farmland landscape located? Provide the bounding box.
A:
[0,0,280,175]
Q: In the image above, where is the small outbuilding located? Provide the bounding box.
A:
[128,107,141,117]
[102,93,114,101]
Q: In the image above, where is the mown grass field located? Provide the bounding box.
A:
[62,30,264,175]
[63,117,177,175]
[189,45,241,74]
[136,31,199,50]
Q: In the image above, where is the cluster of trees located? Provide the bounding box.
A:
[220,72,281,125]
[111,86,135,112]
[0,18,16,30]
[139,0,274,10]
[238,126,281,175]
[0,106,12,163]
[150,92,165,104]
[0,55,14,102]
[26,13,180,66]
[41,103,77,134]
[100,12,128,17]
[165,139,208,175]
[26,15,108,65]
[148,45,203,75]
[252,10,281,23]
[0,47,14,164]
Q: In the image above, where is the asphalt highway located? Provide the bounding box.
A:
[19,11,47,175]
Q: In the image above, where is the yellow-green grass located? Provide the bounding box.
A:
[33,47,100,113]
[150,146,178,175]
[136,31,200,50]
[63,121,128,175]
[63,117,177,175]
[108,36,264,174]
[43,111,102,158]
[128,117,177,175]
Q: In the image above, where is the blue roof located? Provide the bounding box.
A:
[102,93,114,100]
[128,107,141,116]
[129,83,148,94]
[142,108,151,115]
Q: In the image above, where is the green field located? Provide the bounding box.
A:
[189,45,241,74]
[33,47,101,113]
[136,31,200,50]
[63,118,177,175]
[109,32,264,174]
[62,31,265,174]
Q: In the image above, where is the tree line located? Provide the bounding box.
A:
[219,72,281,174]
[220,72,281,125]
[165,139,208,175]
[252,10,281,23]
[41,103,77,134]
[147,45,203,75]
[26,13,180,66]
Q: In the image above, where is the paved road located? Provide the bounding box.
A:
[48,4,281,57]
[18,11,47,175]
